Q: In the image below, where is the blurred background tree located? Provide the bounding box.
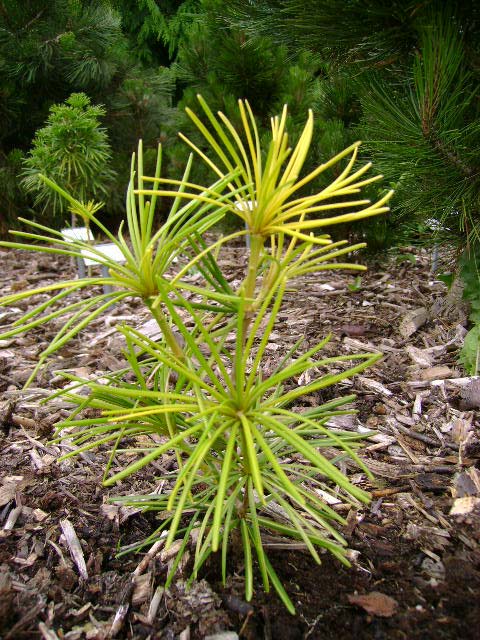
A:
[21,93,115,223]
[0,0,180,226]
[3,0,478,243]
[0,1,123,147]
[225,0,480,252]
[112,0,199,64]
[224,0,480,371]
[1,0,479,369]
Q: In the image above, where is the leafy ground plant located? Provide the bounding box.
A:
[0,98,392,612]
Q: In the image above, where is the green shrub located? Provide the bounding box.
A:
[1,98,392,611]
[21,93,115,224]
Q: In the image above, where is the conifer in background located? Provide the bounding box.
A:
[21,93,115,223]
[225,0,480,371]
[112,0,199,63]
[0,1,124,148]
[225,0,480,250]
[168,0,338,193]
[0,1,181,226]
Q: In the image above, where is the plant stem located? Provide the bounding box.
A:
[145,303,190,478]
[240,232,265,347]
[237,422,251,518]
[242,233,264,306]
[232,233,264,394]
[146,299,185,362]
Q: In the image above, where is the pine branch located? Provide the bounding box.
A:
[23,10,46,32]
[0,1,12,28]
[429,133,476,179]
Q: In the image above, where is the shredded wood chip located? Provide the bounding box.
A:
[60,518,88,580]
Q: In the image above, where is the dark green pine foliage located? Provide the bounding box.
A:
[225,0,480,371]
[359,12,480,251]
[112,0,199,63]
[0,1,124,147]
[168,0,343,193]
[225,0,480,248]
[228,0,420,65]
[105,66,176,153]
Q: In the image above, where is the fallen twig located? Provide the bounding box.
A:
[393,423,458,451]
[60,518,88,580]
[108,537,166,637]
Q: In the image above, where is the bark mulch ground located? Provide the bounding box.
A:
[0,244,479,640]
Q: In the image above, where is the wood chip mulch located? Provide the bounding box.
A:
[0,243,479,640]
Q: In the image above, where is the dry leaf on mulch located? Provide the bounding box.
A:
[347,591,398,617]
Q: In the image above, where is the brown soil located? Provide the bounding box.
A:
[0,244,479,640]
